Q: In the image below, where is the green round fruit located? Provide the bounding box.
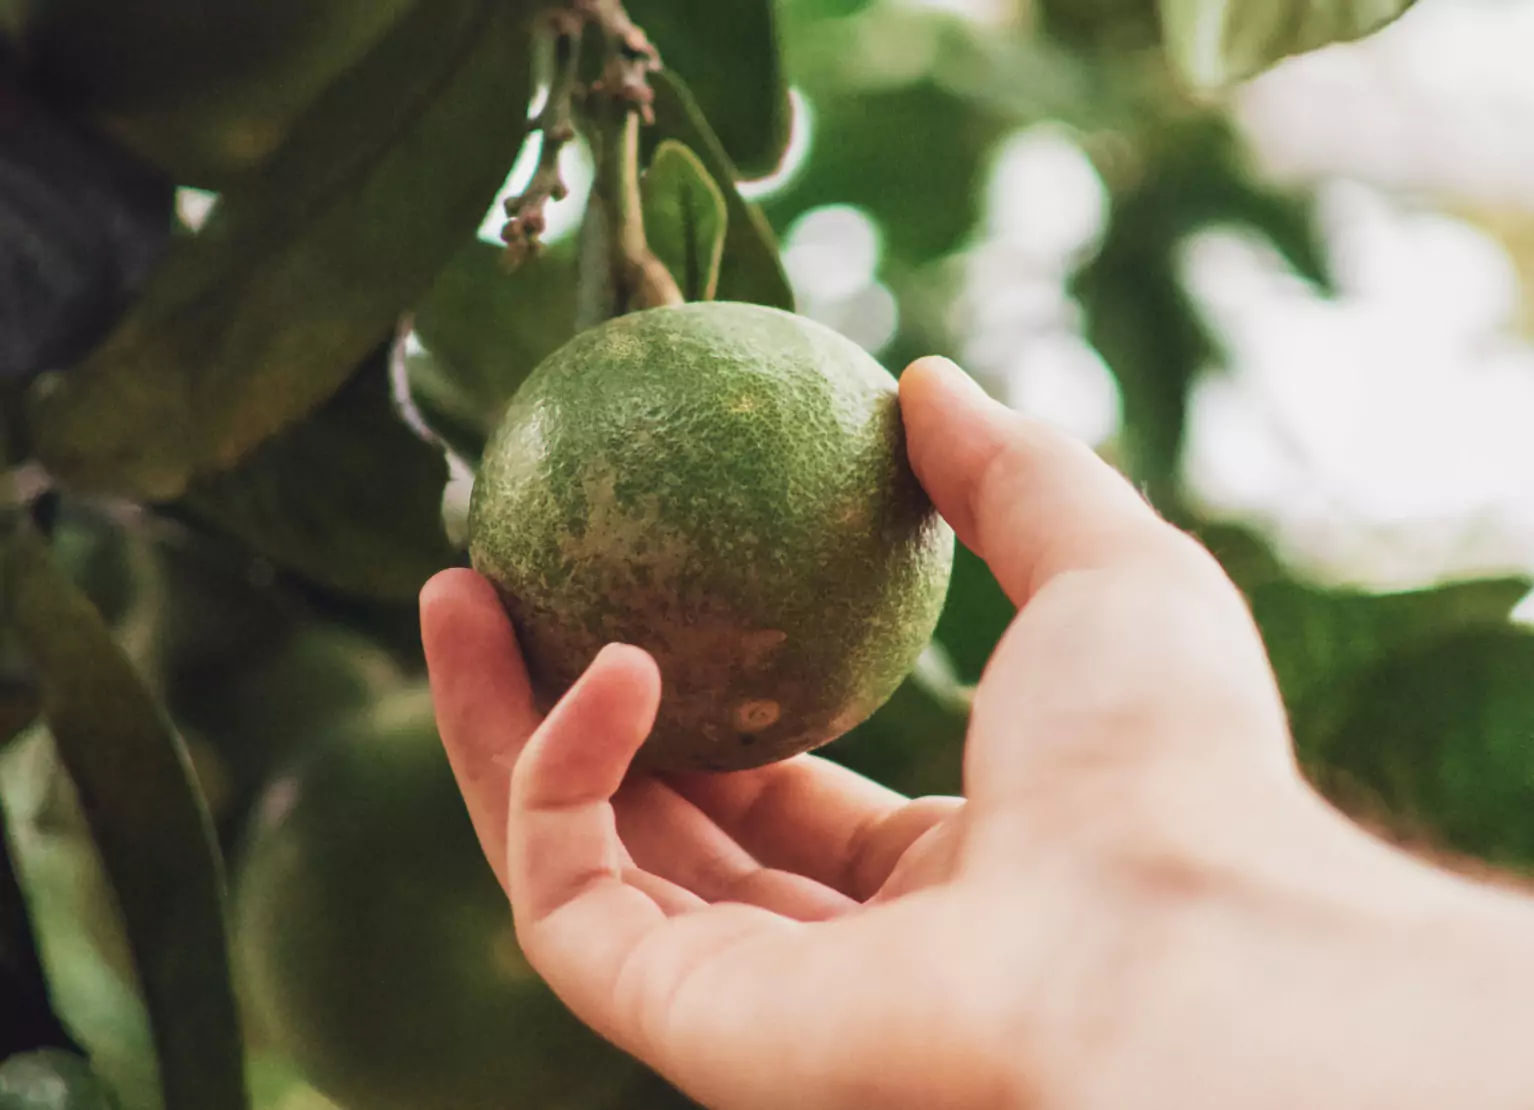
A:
[468,301,954,772]
[0,1050,116,1110]
[232,688,641,1110]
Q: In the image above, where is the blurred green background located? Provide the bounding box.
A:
[4,0,1534,1107]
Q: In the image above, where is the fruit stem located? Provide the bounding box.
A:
[586,95,682,317]
[569,0,681,322]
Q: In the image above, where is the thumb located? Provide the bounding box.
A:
[900,358,1295,837]
[898,356,1192,605]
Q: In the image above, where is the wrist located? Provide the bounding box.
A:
[1047,800,1534,1110]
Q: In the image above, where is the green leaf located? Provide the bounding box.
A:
[410,239,580,461]
[1301,629,1534,871]
[180,346,456,602]
[23,0,419,186]
[2,799,77,1059]
[1,622,39,749]
[628,0,790,179]
[933,543,1015,686]
[649,71,794,312]
[928,22,1129,132]
[26,0,534,501]
[3,503,161,755]
[642,141,728,302]
[1037,0,1161,51]
[1077,247,1208,508]
[0,521,246,1110]
[0,677,37,751]
[1251,576,1531,713]
[1160,0,1418,89]
[0,729,161,1110]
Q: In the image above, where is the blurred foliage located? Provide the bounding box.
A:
[21,0,419,187]
[0,521,245,1110]
[1300,630,1534,871]
[834,656,969,797]
[934,545,1016,686]
[1073,113,1329,507]
[410,241,579,462]
[25,0,533,500]
[765,78,1009,265]
[1159,0,1420,90]
[1252,577,1531,713]
[1,792,76,1061]
[0,0,1526,1106]
[181,345,457,604]
[1037,0,1160,52]
[0,79,173,387]
[2,727,164,1110]
[628,0,789,178]
[0,1047,117,1109]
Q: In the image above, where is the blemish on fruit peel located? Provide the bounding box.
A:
[734,700,782,732]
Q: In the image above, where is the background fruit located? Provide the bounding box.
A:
[232,687,648,1110]
[469,302,955,772]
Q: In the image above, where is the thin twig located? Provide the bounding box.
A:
[501,0,662,267]
[580,0,677,313]
[586,0,661,123]
[500,11,586,266]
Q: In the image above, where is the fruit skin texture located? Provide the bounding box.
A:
[468,302,955,772]
[232,689,641,1110]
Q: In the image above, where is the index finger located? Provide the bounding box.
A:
[421,568,542,893]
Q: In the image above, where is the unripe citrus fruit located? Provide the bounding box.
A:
[468,302,954,772]
[232,689,645,1110]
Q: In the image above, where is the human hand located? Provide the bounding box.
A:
[421,357,1534,1110]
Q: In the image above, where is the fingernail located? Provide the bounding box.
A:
[918,356,990,405]
[594,642,637,669]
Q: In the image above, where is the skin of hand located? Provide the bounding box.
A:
[421,356,1534,1110]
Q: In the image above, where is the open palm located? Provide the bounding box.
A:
[421,357,1322,1110]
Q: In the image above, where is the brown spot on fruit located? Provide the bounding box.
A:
[733,699,781,732]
